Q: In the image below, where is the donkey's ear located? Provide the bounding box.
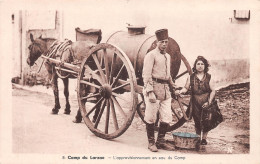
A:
[39,35,42,39]
[30,33,34,42]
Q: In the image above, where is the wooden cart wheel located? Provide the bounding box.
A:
[136,54,192,131]
[77,43,138,140]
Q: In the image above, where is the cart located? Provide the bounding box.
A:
[41,26,192,140]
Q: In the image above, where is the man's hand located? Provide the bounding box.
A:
[148,92,156,103]
[175,90,181,96]
[175,90,185,98]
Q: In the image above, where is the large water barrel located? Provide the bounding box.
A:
[106,26,181,85]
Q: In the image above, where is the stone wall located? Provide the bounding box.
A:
[22,11,62,86]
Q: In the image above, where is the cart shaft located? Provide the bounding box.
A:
[41,55,80,72]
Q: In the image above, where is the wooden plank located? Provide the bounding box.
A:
[54,67,78,75]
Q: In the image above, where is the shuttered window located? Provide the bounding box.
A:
[234,10,250,20]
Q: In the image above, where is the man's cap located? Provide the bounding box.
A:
[155,29,168,41]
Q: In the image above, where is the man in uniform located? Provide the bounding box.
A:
[142,29,175,152]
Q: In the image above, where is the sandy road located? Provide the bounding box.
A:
[12,86,183,156]
[12,88,149,155]
[12,84,249,156]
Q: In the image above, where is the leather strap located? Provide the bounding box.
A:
[152,77,168,84]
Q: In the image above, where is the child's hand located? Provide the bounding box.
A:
[202,102,209,108]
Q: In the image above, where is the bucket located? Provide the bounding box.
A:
[172,132,200,149]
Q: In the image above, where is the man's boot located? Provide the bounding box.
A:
[146,123,158,152]
[156,122,175,151]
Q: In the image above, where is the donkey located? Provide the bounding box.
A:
[27,33,101,123]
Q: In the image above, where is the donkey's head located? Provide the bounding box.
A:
[27,33,48,66]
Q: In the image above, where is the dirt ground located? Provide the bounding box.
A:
[11,82,249,154]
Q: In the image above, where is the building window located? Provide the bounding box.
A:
[234,10,250,20]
